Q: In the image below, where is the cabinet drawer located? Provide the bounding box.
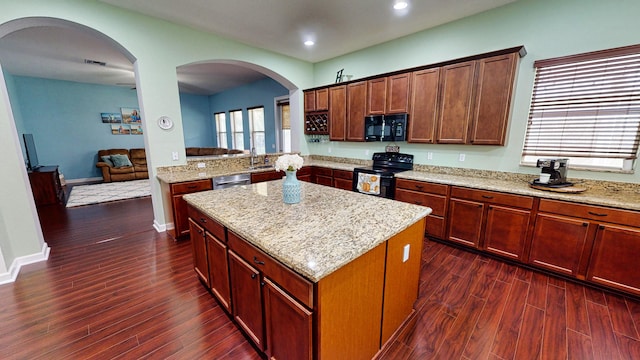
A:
[451,186,533,209]
[396,179,448,195]
[539,199,640,226]
[228,231,314,309]
[187,206,226,241]
[313,167,333,177]
[395,189,446,217]
[297,166,312,177]
[171,179,212,195]
[332,169,353,180]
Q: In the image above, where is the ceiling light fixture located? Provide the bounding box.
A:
[304,40,315,46]
[393,1,408,10]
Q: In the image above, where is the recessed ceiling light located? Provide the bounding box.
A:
[393,1,408,10]
[304,40,315,46]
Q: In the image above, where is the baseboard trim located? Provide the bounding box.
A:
[0,242,50,285]
[66,177,102,185]
[154,219,170,233]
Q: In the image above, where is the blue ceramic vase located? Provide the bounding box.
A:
[282,170,301,204]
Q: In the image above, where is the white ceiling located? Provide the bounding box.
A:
[0,0,516,95]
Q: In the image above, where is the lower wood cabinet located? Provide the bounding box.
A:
[447,187,534,261]
[297,166,312,182]
[332,169,353,190]
[251,169,284,183]
[168,179,213,239]
[313,166,333,186]
[188,218,209,287]
[588,224,640,295]
[395,179,448,239]
[206,232,231,313]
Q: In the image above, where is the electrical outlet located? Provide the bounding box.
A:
[172,151,179,161]
[459,153,466,162]
[403,244,410,262]
[427,152,433,160]
[197,162,205,168]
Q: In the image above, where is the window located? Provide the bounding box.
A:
[248,106,265,154]
[215,112,227,148]
[230,110,244,150]
[279,100,291,153]
[522,44,640,172]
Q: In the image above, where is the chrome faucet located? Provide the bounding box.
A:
[250,147,256,167]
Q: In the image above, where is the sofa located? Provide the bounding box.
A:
[96,148,148,182]
[186,147,245,156]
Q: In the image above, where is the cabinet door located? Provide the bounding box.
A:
[329,85,347,141]
[588,224,640,296]
[387,73,411,114]
[447,198,484,248]
[408,68,440,143]
[173,195,191,237]
[484,205,530,261]
[367,77,387,115]
[188,218,209,287]
[304,91,316,112]
[207,233,232,313]
[229,251,265,350]
[347,81,367,141]
[470,53,517,145]
[528,213,590,277]
[316,88,329,111]
[263,278,313,360]
[436,61,476,144]
[333,178,352,190]
[250,170,283,183]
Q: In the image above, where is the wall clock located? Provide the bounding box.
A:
[157,116,174,130]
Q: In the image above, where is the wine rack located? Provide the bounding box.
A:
[304,113,329,135]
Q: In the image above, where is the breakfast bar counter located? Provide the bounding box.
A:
[183,180,431,360]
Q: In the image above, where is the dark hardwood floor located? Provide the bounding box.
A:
[1,197,639,359]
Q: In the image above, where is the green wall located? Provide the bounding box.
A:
[310,0,640,184]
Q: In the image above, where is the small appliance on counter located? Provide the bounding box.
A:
[533,158,571,187]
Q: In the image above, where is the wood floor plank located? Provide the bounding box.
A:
[490,278,530,359]
[527,271,549,310]
[432,295,486,359]
[567,329,595,360]
[615,333,640,359]
[605,293,640,340]
[542,283,568,359]
[566,281,591,336]
[514,305,544,359]
[587,300,622,360]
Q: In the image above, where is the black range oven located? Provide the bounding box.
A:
[352,152,414,199]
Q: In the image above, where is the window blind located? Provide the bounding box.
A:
[522,45,640,160]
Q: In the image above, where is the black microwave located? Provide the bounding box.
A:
[364,114,408,142]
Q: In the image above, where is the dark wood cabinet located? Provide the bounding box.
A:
[297,166,312,182]
[470,53,518,145]
[588,224,640,296]
[484,205,531,261]
[447,198,485,248]
[346,81,367,141]
[188,218,209,287]
[229,250,265,351]
[313,166,333,187]
[386,73,411,114]
[170,179,213,239]
[28,165,64,206]
[250,170,283,183]
[329,85,347,141]
[528,213,591,278]
[367,77,387,115]
[207,232,231,313]
[304,88,328,112]
[332,169,353,190]
[395,179,448,239]
[263,277,313,360]
[408,68,440,143]
[436,61,476,144]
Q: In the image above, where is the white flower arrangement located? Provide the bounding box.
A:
[275,154,304,172]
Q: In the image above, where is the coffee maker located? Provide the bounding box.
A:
[536,158,569,186]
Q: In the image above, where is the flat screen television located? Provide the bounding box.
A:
[23,133,41,170]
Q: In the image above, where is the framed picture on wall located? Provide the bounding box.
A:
[101,112,122,123]
[111,124,131,135]
[121,107,141,124]
[131,124,143,135]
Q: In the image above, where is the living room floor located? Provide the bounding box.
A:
[0,198,638,359]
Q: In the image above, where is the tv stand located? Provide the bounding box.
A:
[28,165,65,206]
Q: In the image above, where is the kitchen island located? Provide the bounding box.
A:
[184,180,431,360]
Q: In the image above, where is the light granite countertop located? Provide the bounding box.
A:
[183,180,431,282]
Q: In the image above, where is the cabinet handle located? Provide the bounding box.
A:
[583,222,588,227]
[253,256,265,266]
[588,211,608,217]
[199,217,207,223]
[482,195,493,199]
[188,185,198,189]
[415,185,424,189]
[414,201,423,205]
[261,281,266,287]
[251,273,257,279]
[478,204,483,208]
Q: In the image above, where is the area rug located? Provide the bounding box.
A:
[66,179,151,208]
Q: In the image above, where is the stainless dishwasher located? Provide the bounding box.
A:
[212,173,251,189]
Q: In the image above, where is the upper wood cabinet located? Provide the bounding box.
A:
[436,60,476,144]
[304,88,328,112]
[408,68,440,143]
[329,85,347,141]
[346,81,367,141]
[367,74,411,115]
[470,53,518,145]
